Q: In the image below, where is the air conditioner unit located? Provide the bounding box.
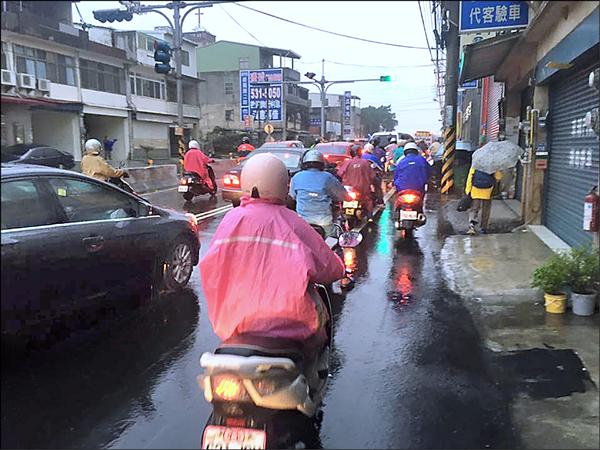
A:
[37,78,51,92]
[17,73,36,89]
[1,69,17,86]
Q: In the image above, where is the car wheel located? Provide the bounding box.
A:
[161,236,194,291]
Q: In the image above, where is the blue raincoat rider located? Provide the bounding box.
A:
[289,149,347,236]
[393,142,432,194]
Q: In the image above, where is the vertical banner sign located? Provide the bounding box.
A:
[459,1,529,34]
[240,69,283,123]
[343,91,352,139]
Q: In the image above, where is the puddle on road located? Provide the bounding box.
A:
[492,348,594,400]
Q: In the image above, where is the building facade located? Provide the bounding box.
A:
[461,1,599,248]
[308,92,363,141]
[1,1,203,166]
[196,40,310,143]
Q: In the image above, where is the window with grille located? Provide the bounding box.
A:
[129,73,165,99]
[225,110,234,121]
[224,82,234,95]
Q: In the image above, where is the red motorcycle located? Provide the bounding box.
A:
[394,189,427,238]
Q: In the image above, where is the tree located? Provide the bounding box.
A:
[361,105,398,136]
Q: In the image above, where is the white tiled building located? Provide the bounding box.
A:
[1,1,202,165]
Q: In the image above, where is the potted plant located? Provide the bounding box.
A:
[566,246,599,316]
[531,252,570,314]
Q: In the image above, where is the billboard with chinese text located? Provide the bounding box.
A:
[459,1,529,34]
[240,68,283,123]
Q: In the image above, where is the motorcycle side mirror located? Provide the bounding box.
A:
[338,231,362,248]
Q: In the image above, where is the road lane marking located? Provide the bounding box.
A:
[195,205,233,221]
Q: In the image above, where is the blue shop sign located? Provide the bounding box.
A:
[459,1,529,33]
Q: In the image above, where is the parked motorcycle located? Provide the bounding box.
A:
[394,189,427,239]
[179,166,217,201]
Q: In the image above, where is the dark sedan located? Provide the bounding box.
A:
[221,145,307,207]
[1,164,200,340]
[1,143,75,169]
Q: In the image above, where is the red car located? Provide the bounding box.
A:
[315,141,354,168]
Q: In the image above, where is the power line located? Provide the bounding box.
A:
[219,4,266,47]
[231,2,432,50]
[297,59,434,70]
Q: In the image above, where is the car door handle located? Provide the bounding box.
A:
[82,235,104,252]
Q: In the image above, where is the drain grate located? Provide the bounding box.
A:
[493,348,593,399]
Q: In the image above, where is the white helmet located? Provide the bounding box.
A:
[84,138,102,154]
[302,149,325,166]
[188,140,200,150]
[241,153,288,202]
[403,142,420,155]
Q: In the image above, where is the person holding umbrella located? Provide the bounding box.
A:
[465,140,524,235]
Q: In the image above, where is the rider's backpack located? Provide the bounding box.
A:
[472,170,496,189]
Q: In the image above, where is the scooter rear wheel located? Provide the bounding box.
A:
[183,192,194,201]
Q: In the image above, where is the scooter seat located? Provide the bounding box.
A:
[216,334,308,364]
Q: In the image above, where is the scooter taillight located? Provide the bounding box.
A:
[180,178,187,185]
[400,193,419,204]
[211,375,250,402]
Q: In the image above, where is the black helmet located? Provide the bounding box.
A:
[242,136,250,144]
[349,144,360,157]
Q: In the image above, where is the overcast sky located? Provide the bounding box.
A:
[74,1,442,134]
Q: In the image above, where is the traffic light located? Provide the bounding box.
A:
[379,75,392,82]
[153,41,172,74]
[93,8,134,23]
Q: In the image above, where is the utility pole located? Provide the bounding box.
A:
[440,0,459,194]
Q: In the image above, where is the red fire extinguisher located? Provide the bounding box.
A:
[583,185,599,232]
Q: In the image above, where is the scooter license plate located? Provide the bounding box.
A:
[202,425,266,449]
[400,210,418,220]
[178,185,189,192]
[345,208,356,215]
[342,200,358,208]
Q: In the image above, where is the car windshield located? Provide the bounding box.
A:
[315,143,348,155]
[374,135,394,147]
[244,150,301,169]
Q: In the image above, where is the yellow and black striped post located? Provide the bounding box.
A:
[178,135,186,174]
[440,126,456,194]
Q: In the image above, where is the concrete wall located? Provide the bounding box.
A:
[31,111,80,157]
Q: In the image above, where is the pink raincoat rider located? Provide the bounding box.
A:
[200,154,345,343]
[184,140,214,190]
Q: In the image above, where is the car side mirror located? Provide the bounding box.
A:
[338,231,362,248]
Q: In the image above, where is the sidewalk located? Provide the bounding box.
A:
[438,197,522,236]
[441,229,599,449]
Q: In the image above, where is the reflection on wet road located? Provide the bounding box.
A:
[1,194,516,449]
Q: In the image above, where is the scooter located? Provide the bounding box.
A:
[394,189,427,239]
[341,185,365,229]
[179,166,217,201]
[108,172,135,195]
[198,233,360,449]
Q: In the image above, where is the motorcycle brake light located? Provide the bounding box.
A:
[348,191,359,200]
[212,375,249,402]
[400,193,418,204]
[180,178,187,185]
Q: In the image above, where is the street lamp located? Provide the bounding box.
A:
[299,60,391,138]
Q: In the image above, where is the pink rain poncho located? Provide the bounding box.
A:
[183,148,214,189]
[200,197,345,342]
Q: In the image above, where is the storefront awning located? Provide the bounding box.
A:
[1,94,82,112]
[460,33,521,84]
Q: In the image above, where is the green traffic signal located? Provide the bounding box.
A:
[379,75,392,82]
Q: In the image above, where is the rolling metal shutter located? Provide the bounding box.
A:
[486,79,504,142]
[544,60,600,248]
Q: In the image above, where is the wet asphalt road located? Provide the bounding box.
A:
[1,192,517,449]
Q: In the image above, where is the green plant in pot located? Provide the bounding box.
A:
[531,252,570,314]
[567,246,599,316]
